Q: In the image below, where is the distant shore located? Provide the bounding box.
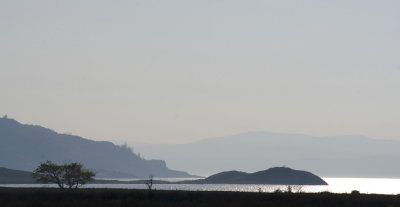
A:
[1,187,400,207]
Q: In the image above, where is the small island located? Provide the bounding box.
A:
[177,167,328,185]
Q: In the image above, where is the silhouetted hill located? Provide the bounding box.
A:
[0,117,194,178]
[0,167,36,184]
[181,167,327,185]
[203,171,247,183]
[132,132,400,177]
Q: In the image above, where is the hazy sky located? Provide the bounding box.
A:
[1,0,399,144]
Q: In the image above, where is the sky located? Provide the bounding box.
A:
[1,0,399,144]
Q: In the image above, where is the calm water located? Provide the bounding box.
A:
[2,177,400,195]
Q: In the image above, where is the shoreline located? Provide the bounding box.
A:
[1,187,400,207]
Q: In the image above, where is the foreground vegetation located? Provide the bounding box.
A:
[1,188,400,207]
[32,161,95,189]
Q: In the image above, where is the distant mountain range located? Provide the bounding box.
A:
[0,117,195,178]
[131,132,400,178]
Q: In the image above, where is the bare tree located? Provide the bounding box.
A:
[145,174,154,190]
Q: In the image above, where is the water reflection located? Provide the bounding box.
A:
[2,178,400,195]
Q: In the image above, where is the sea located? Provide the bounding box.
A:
[2,177,400,195]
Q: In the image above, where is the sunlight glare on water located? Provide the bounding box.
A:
[323,177,400,194]
[2,178,400,195]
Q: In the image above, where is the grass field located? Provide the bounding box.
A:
[1,187,400,207]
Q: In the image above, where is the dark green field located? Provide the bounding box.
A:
[1,187,400,207]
